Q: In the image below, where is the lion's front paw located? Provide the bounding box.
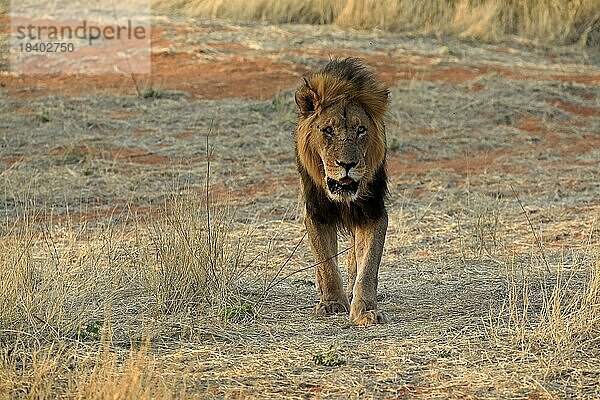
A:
[314,301,349,316]
[350,309,388,325]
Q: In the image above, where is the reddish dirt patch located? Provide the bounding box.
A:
[557,118,588,128]
[131,130,150,138]
[365,57,485,84]
[549,74,600,85]
[414,128,438,136]
[110,109,139,120]
[0,23,306,99]
[0,51,308,100]
[364,52,599,86]
[206,42,252,52]
[437,150,515,174]
[518,116,546,134]
[492,67,599,84]
[517,116,561,147]
[388,149,518,178]
[579,92,595,100]
[547,98,600,117]
[104,147,171,164]
[557,134,600,157]
[175,130,195,140]
[2,155,26,166]
[422,66,486,84]
[0,14,9,33]
[151,53,307,100]
[208,172,296,202]
[49,145,170,165]
[7,106,35,115]
[517,116,598,157]
[0,72,142,98]
[469,82,485,92]
[150,26,172,49]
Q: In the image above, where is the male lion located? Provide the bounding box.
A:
[294,58,389,325]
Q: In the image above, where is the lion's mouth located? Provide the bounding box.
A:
[326,177,359,196]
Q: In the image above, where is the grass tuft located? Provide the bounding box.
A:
[77,319,104,341]
[141,87,162,99]
[147,196,251,315]
[313,343,346,367]
[220,301,255,322]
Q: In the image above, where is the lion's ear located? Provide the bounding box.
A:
[295,80,320,116]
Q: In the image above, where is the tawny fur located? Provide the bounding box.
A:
[294,58,389,325]
[296,59,388,196]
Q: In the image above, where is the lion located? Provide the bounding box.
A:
[294,58,389,325]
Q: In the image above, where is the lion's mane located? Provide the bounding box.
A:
[295,58,389,227]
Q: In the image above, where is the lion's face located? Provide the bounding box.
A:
[311,102,374,201]
[296,97,386,203]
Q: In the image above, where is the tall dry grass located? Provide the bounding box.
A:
[148,197,252,315]
[489,221,600,364]
[0,194,251,398]
[154,0,345,24]
[152,0,600,46]
[1,338,177,399]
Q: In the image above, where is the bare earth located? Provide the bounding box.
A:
[1,15,600,398]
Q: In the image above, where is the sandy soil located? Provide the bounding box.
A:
[1,14,599,398]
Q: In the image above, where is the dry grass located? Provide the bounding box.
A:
[1,11,599,397]
[152,0,600,46]
[1,203,598,398]
[2,83,599,396]
[149,197,253,315]
[0,195,257,398]
[491,226,600,360]
[1,339,177,399]
[155,0,346,25]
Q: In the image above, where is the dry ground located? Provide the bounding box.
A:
[1,14,600,399]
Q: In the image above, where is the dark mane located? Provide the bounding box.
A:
[299,160,388,229]
[322,57,378,90]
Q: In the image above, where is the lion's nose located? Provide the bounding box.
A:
[336,160,358,174]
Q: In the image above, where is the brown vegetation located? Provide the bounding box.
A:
[153,0,600,46]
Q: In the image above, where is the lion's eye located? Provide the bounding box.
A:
[357,125,367,136]
[321,126,334,137]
